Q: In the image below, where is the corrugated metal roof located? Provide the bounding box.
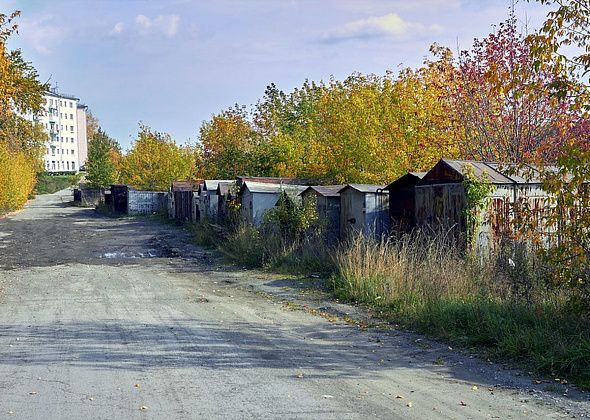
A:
[203,180,233,191]
[242,182,307,194]
[485,163,543,183]
[338,184,387,194]
[236,176,311,187]
[420,159,552,185]
[301,185,345,197]
[441,159,514,184]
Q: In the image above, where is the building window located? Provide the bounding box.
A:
[66,162,69,170]
[70,126,74,132]
[70,114,73,119]
[71,138,74,143]
[69,102,73,108]
[71,149,74,155]
[71,162,76,171]
[49,99,53,105]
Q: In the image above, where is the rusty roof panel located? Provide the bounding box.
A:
[172,180,202,191]
[241,182,307,194]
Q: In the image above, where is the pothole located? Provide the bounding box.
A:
[99,249,168,259]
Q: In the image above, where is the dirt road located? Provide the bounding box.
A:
[0,190,587,419]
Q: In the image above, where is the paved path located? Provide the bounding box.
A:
[0,190,587,419]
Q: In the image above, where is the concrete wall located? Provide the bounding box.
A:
[76,106,88,168]
[74,187,104,207]
[127,191,167,215]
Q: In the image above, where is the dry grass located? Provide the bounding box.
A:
[331,230,590,389]
[334,230,483,303]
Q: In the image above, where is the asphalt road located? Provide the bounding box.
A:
[0,190,587,419]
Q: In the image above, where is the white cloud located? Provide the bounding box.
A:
[134,14,179,37]
[18,15,66,55]
[135,14,152,29]
[324,13,443,43]
[111,22,125,35]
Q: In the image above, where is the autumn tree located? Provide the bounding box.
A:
[120,125,195,191]
[446,15,579,163]
[199,106,257,179]
[520,0,590,307]
[85,109,99,141]
[0,11,48,212]
[85,128,120,188]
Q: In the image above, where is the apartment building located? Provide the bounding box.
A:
[33,89,88,173]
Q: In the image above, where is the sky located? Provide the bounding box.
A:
[5,0,553,150]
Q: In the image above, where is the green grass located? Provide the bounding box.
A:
[35,173,82,195]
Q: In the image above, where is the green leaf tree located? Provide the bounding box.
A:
[85,128,120,188]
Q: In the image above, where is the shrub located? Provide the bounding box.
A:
[0,143,36,213]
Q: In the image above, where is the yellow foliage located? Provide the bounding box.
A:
[0,142,36,213]
[119,125,196,191]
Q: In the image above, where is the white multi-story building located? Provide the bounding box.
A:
[33,89,88,173]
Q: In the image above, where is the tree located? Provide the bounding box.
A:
[521,0,590,308]
[85,128,120,188]
[446,15,580,163]
[199,106,257,179]
[0,11,48,212]
[528,0,590,108]
[120,125,195,191]
[85,109,99,142]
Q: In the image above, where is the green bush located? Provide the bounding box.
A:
[34,173,81,195]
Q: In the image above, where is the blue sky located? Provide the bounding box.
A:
[6,0,551,149]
